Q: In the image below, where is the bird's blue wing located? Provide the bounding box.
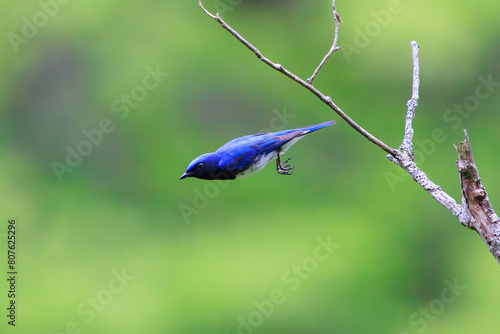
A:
[217,134,274,171]
[253,131,306,155]
[216,121,335,171]
[217,147,258,171]
[217,132,304,171]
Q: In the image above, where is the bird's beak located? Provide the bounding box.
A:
[179,172,192,180]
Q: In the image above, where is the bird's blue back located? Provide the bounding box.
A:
[216,120,334,171]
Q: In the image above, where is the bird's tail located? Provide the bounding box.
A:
[301,120,336,134]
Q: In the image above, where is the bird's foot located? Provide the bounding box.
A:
[276,156,294,175]
[281,158,294,170]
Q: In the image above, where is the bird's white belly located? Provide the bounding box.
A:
[236,151,278,178]
[235,136,305,179]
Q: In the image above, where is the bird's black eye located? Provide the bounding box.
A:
[196,162,204,169]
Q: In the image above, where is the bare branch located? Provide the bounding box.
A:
[307,1,342,84]
[197,0,397,157]
[198,1,500,264]
[389,153,463,218]
[388,42,500,263]
[388,42,462,218]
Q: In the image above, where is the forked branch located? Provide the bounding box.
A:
[307,1,343,84]
[197,1,500,264]
[387,42,463,220]
[197,0,397,157]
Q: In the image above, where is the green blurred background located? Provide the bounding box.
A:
[1,0,500,333]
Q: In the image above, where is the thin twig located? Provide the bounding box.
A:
[307,0,342,84]
[399,41,420,156]
[197,0,398,157]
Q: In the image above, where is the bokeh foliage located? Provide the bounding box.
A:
[1,0,500,333]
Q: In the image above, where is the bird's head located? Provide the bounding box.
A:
[180,153,233,180]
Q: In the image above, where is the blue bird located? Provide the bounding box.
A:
[180,120,335,180]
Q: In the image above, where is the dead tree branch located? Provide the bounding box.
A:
[456,132,500,261]
[197,1,500,264]
[389,43,500,263]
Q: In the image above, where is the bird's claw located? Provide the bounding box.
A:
[282,158,293,167]
[277,157,294,175]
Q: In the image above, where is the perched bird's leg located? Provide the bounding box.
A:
[276,153,294,175]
